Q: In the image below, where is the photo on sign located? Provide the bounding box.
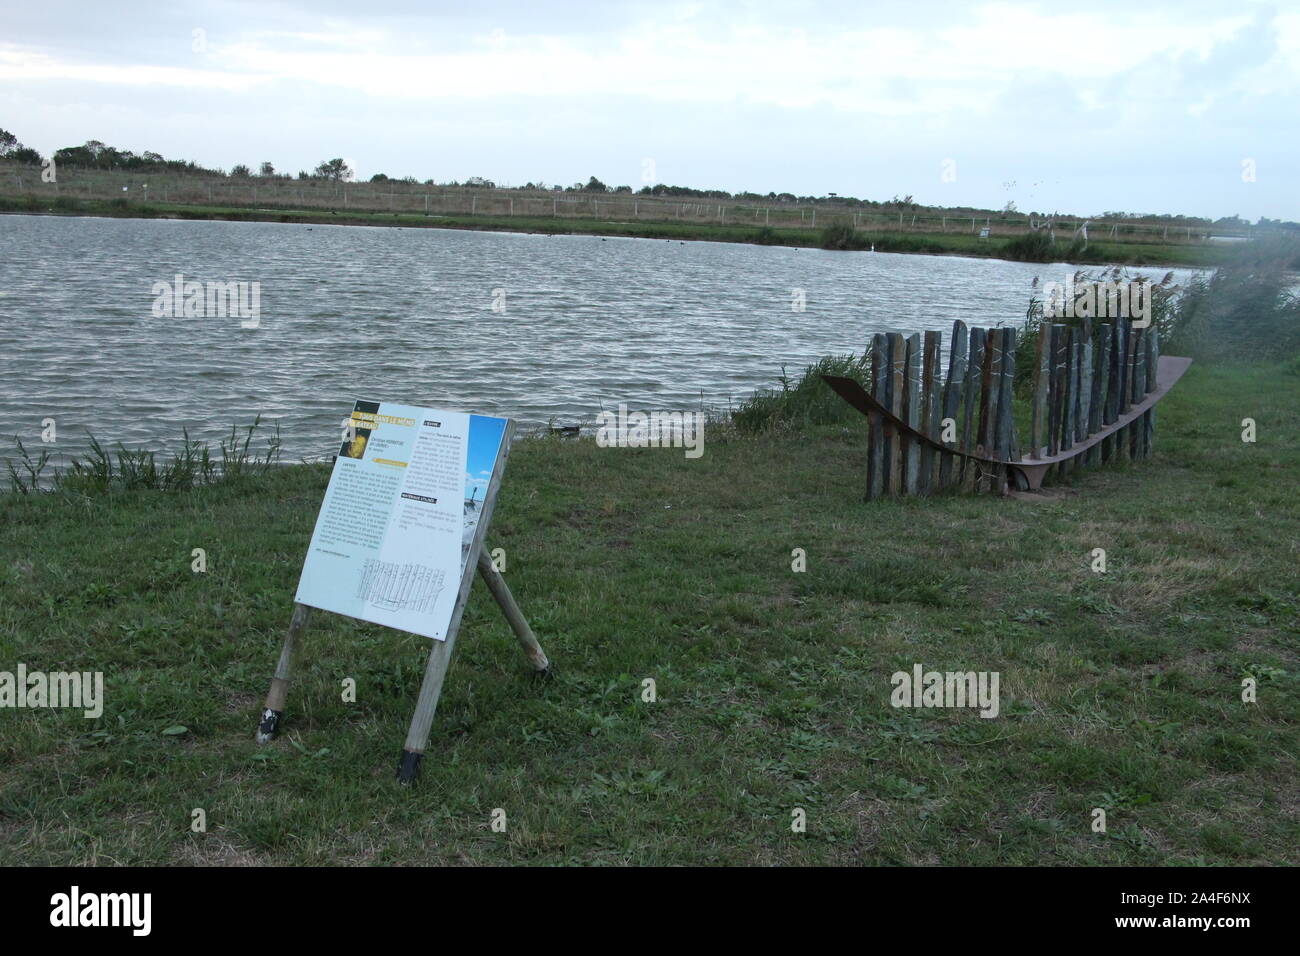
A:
[340,399,379,459]
[461,414,507,566]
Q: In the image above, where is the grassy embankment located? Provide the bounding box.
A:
[0,192,1230,268]
[1,353,1297,864]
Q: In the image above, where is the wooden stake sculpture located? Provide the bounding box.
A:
[824,319,1191,496]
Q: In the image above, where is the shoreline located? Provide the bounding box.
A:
[0,196,1229,269]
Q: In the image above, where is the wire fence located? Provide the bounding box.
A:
[0,162,1253,244]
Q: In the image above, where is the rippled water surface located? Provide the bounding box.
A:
[0,214,1193,463]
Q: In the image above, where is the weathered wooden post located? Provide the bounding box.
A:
[1048,324,1067,465]
[1129,327,1148,460]
[256,603,312,743]
[919,331,941,495]
[868,334,887,500]
[1076,319,1093,446]
[939,320,969,489]
[903,334,922,495]
[1030,324,1051,460]
[1087,324,1111,467]
[1001,327,1020,466]
[975,329,999,492]
[1059,328,1078,478]
[1103,321,1123,463]
[1142,328,1159,457]
[476,551,550,672]
[960,327,986,488]
[887,333,906,494]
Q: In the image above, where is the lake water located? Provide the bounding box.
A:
[0,214,1197,464]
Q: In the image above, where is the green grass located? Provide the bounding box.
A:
[1,362,1296,865]
[0,194,1232,268]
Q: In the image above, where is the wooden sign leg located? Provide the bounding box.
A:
[256,602,312,743]
[396,550,551,786]
[397,628,457,785]
[476,549,550,674]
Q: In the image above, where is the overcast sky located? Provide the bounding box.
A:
[2,1,1295,221]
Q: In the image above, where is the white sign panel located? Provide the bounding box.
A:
[294,401,507,641]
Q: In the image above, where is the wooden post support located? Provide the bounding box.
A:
[1000,328,1024,487]
[868,334,887,500]
[1129,327,1148,460]
[1087,324,1110,467]
[939,320,968,489]
[1029,323,1050,459]
[1075,319,1093,446]
[902,333,922,495]
[1143,328,1159,457]
[1059,327,1077,478]
[976,328,997,491]
[1048,324,1066,460]
[919,331,941,495]
[887,332,906,495]
[476,550,550,673]
[256,602,312,743]
[960,327,986,488]
[1104,320,1123,463]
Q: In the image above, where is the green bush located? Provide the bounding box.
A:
[1164,238,1300,362]
[818,222,865,251]
[732,354,869,432]
[1002,231,1056,262]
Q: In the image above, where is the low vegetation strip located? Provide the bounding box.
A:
[0,192,1233,268]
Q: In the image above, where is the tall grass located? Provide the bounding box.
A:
[1016,267,1183,395]
[1164,237,1300,362]
[1002,230,1091,263]
[5,417,282,495]
[1015,238,1300,375]
[731,354,869,432]
[819,222,863,250]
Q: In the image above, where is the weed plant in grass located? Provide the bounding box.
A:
[5,416,282,494]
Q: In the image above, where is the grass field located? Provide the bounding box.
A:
[1,361,1296,865]
[0,193,1232,269]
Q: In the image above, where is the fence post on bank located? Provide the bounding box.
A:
[975,329,998,491]
[902,333,922,495]
[961,327,986,489]
[940,320,968,489]
[887,333,906,495]
[1030,323,1050,459]
[919,331,940,495]
[868,334,887,500]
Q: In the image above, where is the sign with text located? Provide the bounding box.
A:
[294,401,508,640]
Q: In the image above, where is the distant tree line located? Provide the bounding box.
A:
[0,128,47,166]
[3,130,1297,230]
